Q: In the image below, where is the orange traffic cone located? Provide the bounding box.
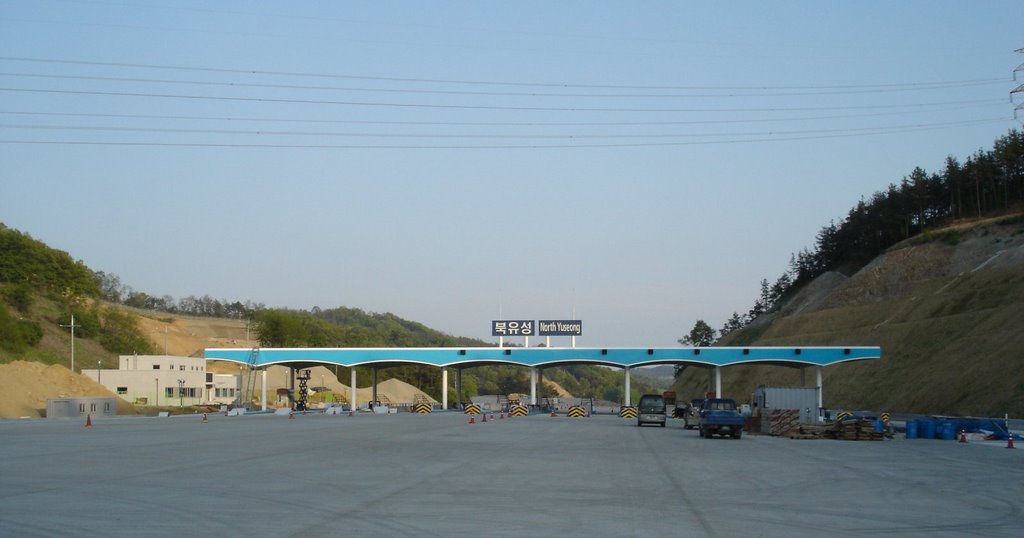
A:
[1008,434,1016,449]
[550,409,556,417]
[202,413,208,423]
[85,414,92,428]
[500,412,505,419]
[482,413,488,423]
[468,414,475,424]
[959,430,967,443]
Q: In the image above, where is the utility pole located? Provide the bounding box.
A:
[178,379,185,408]
[60,314,77,371]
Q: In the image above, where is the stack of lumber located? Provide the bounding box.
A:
[833,418,884,441]
[787,423,828,440]
[768,409,801,436]
[808,419,883,441]
[782,419,884,441]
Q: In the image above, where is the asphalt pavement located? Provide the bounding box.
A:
[1,412,1022,537]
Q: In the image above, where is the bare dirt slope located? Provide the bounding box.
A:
[0,361,135,418]
[132,313,252,357]
[675,215,1024,416]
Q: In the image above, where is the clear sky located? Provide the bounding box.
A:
[1,1,1021,347]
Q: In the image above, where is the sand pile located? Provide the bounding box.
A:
[0,361,135,418]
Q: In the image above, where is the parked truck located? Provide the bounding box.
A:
[698,398,745,439]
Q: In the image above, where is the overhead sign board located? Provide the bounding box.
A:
[538,320,583,336]
[492,320,534,336]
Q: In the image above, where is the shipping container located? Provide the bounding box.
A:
[752,386,819,425]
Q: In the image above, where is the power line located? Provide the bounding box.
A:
[0,118,1005,139]
[0,87,1003,113]
[0,103,1002,127]
[0,118,1006,149]
[0,71,1004,98]
[0,56,1008,92]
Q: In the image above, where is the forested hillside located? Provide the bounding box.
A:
[706,129,1024,342]
[0,225,153,363]
[0,223,656,403]
[672,129,1024,417]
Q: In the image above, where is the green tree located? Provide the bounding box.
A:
[678,319,716,347]
[0,302,43,353]
[98,309,155,355]
[3,282,33,314]
[255,310,309,347]
[719,312,746,339]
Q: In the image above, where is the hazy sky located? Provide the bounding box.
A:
[1,1,1020,346]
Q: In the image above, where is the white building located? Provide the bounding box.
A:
[83,355,239,407]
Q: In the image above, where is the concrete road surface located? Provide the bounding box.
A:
[1,412,1022,537]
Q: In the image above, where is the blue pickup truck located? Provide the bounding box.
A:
[698,398,745,439]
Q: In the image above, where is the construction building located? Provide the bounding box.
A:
[83,354,240,407]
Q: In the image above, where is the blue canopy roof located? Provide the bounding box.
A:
[203,346,881,369]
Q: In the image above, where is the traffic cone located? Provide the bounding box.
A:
[1008,434,1016,449]
[348,408,354,417]
[202,413,208,423]
[500,412,505,419]
[482,413,488,423]
[959,430,967,443]
[85,414,92,428]
[468,414,475,424]
[288,411,294,420]
[550,409,556,417]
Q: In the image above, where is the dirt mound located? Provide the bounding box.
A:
[0,361,135,418]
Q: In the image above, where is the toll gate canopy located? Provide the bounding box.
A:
[204,346,880,410]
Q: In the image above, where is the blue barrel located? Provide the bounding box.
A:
[940,421,956,440]
[906,420,919,439]
[873,419,884,433]
[921,419,936,439]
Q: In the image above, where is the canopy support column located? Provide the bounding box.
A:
[816,366,824,415]
[260,369,267,411]
[624,366,631,406]
[350,367,357,410]
[530,367,537,405]
[442,367,448,410]
[456,367,462,409]
[372,366,378,405]
[715,366,722,399]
